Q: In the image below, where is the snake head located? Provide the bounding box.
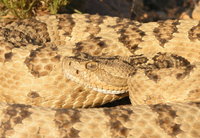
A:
[62,53,136,94]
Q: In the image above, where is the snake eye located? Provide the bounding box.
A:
[85,62,98,70]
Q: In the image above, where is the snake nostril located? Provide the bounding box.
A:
[68,61,71,66]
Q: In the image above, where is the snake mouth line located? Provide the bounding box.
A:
[64,72,127,94]
[89,87,127,94]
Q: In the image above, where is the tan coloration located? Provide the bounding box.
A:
[0,49,123,108]
[0,14,200,137]
[150,104,183,136]
[0,104,32,137]
[0,103,200,137]
[74,37,109,56]
[0,19,51,47]
[188,21,200,41]
[113,18,145,53]
[3,14,199,109]
[62,53,136,94]
[56,14,75,37]
[0,15,199,104]
[153,20,180,47]
[1,14,137,108]
[0,41,13,63]
[65,52,200,105]
[24,45,61,77]
[128,62,200,105]
[54,108,81,138]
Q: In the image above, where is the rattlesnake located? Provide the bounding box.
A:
[0,13,200,137]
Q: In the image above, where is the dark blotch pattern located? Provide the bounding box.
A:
[72,15,108,56]
[153,20,180,47]
[0,104,32,137]
[54,108,81,138]
[74,36,108,56]
[0,19,50,47]
[128,55,149,67]
[151,104,183,136]
[27,91,40,98]
[4,52,13,62]
[112,19,145,53]
[190,102,200,108]
[84,14,104,35]
[188,21,200,41]
[103,106,134,137]
[57,14,75,36]
[144,52,194,82]
[24,46,61,78]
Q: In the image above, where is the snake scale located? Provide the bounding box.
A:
[0,13,200,137]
